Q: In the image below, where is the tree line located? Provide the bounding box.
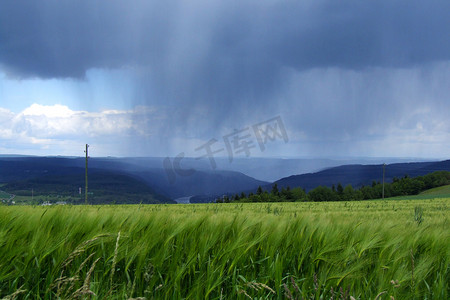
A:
[216,171,450,203]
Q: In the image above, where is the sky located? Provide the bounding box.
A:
[0,0,449,159]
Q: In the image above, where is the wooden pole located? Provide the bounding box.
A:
[85,144,89,204]
[382,163,386,200]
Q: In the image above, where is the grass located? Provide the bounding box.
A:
[420,184,450,196]
[376,184,450,201]
[0,198,448,299]
[0,190,12,200]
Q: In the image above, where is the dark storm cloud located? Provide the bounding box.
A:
[1,0,448,79]
[1,0,449,157]
[0,1,173,78]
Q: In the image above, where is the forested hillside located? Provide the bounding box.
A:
[220,171,450,203]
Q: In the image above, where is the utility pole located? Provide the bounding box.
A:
[85,144,89,204]
[382,163,386,200]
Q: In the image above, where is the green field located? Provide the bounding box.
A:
[420,184,450,196]
[0,198,448,299]
[0,190,12,200]
[377,184,450,201]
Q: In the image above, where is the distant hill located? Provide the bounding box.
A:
[134,169,268,199]
[2,156,448,203]
[0,157,172,204]
[86,156,433,182]
[270,160,450,191]
[0,157,83,182]
[419,184,450,197]
[2,169,173,204]
[0,156,268,201]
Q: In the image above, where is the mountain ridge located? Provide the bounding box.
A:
[269,160,450,192]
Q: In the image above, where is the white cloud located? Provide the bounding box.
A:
[0,103,160,156]
[21,103,75,118]
[13,104,148,138]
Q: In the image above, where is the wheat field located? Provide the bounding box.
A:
[0,198,448,299]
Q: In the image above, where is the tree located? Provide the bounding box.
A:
[292,187,307,201]
[271,183,279,196]
[308,186,338,202]
[343,184,355,200]
[281,186,294,201]
[337,183,344,195]
[257,186,263,195]
[248,194,260,202]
